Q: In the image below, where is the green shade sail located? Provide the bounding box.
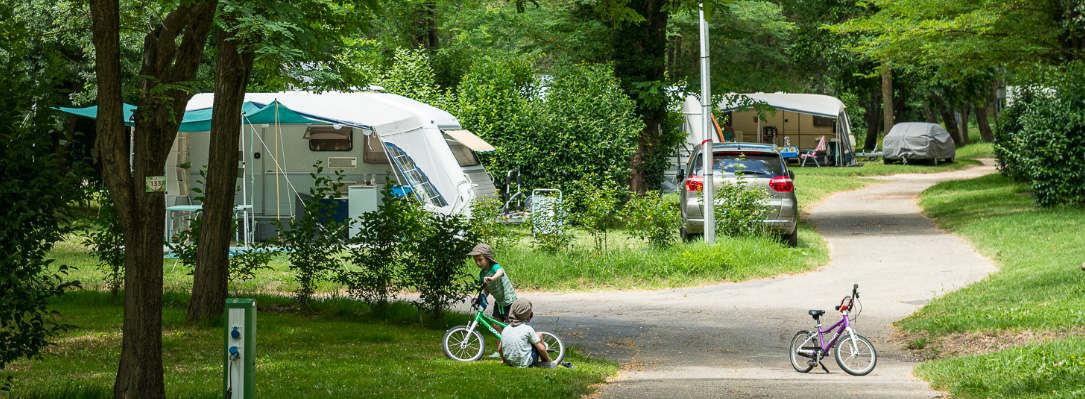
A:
[55,100,326,132]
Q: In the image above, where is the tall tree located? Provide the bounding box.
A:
[89,0,217,397]
[187,0,377,322]
[611,0,670,193]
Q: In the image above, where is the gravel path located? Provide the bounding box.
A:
[522,161,999,398]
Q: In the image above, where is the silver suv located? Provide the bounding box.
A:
[678,143,798,246]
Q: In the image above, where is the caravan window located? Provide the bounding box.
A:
[385,144,448,207]
[363,133,390,164]
[304,126,352,151]
[445,138,481,167]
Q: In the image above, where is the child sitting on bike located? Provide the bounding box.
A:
[468,243,518,324]
[497,298,559,368]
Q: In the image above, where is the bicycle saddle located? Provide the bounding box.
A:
[808,310,825,318]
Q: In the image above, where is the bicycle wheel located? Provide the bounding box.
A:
[834,334,877,376]
[442,325,485,361]
[539,331,566,364]
[789,330,816,373]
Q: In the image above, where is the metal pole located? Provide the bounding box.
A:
[699,4,715,244]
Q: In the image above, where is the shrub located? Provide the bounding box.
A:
[403,212,479,320]
[272,163,350,305]
[570,178,624,252]
[623,191,681,248]
[341,181,424,309]
[711,175,771,238]
[995,63,1085,206]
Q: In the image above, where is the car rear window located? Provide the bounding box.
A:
[692,152,785,177]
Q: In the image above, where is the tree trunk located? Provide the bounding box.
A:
[939,108,963,147]
[975,103,993,142]
[90,1,218,398]
[921,100,937,123]
[188,29,256,323]
[976,84,997,142]
[881,67,893,136]
[862,89,881,152]
[614,0,668,193]
[958,106,971,146]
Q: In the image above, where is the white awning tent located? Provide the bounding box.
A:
[186,91,483,215]
[681,92,857,166]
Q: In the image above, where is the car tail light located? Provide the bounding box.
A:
[685,175,704,192]
[769,176,793,192]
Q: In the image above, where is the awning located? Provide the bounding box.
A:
[54,100,326,132]
[56,104,138,126]
[444,130,495,152]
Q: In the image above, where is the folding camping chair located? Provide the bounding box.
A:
[800,135,827,167]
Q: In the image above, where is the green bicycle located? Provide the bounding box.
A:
[442,292,566,363]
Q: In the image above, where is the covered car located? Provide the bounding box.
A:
[882,122,956,165]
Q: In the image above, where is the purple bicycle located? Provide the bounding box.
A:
[788,284,878,376]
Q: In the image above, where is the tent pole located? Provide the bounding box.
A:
[274,102,281,220]
[239,116,250,248]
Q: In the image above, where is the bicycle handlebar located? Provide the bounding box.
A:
[835,284,859,312]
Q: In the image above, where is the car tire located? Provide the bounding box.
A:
[946,157,954,163]
[931,157,939,166]
[780,230,798,247]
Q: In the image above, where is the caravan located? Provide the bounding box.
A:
[167,91,498,242]
[669,93,858,188]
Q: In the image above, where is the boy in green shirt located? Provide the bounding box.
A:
[468,243,518,323]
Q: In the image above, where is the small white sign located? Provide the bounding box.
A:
[146,176,166,193]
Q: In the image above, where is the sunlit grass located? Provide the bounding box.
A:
[901,171,1085,399]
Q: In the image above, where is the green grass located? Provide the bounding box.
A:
[901,172,1085,399]
[899,174,1085,335]
[3,291,616,399]
[498,225,828,291]
[916,338,1085,399]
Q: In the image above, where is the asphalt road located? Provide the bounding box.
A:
[524,161,999,398]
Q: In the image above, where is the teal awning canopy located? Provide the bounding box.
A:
[56,103,139,125]
[54,100,327,132]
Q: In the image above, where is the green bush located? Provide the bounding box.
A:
[403,212,479,320]
[623,191,680,248]
[712,177,771,238]
[994,62,1085,206]
[570,178,624,252]
[341,181,424,309]
[272,163,350,305]
[454,57,642,198]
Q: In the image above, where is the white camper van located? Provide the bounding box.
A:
[167,91,497,241]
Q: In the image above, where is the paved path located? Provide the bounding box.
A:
[525,162,999,398]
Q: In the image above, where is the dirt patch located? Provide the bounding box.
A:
[894,327,1085,361]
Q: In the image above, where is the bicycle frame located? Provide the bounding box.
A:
[800,310,857,357]
[466,308,506,340]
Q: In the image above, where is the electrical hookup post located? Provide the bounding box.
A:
[224,299,256,399]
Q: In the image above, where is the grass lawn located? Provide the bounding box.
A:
[4,291,616,399]
[900,173,1085,399]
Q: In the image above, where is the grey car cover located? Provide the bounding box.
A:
[883,122,956,162]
